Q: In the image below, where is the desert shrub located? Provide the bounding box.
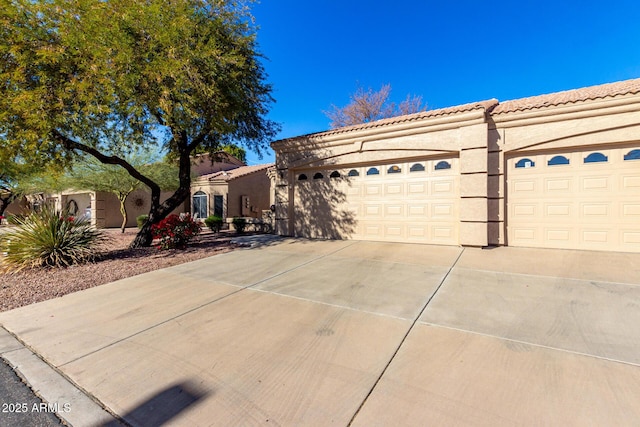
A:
[232,217,247,234]
[136,214,149,229]
[151,213,201,249]
[7,214,26,225]
[204,215,224,233]
[0,206,106,272]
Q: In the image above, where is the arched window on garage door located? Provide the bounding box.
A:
[366,167,380,176]
[624,149,640,161]
[410,163,425,172]
[348,169,360,177]
[548,155,570,166]
[515,158,535,168]
[192,191,207,219]
[584,152,608,163]
[387,165,401,174]
[434,160,452,170]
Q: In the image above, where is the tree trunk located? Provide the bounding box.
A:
[131,220,154,247]
[0,194,16,218]
[119,196,127,234]
[130,130,195,248]
[0,198,9,218]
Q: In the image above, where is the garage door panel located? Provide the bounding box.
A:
[545,203,571,217]
[294,158,459,244]
[407,204,428,217]
[622,203,640,216]
[581,176,610,191]
[431,225,456,240]
[408,182,427,194]
[385,183,404,196]
[365,184,382,196]
[622,231,640,244]
[363,224,382,238]
[431,203,455,218]
[513,179,537,193]
[346,185,362,196]
[364,204,383,217]
[581,229,610,244]
[384,225,403,237]
[407,224,428,239]
[581,203,609,217]
[384,204,404,217]
[432,179,455,194]
[546,229,571,242]
[545,177,572,191]
[622,175,640,188]
[508,146,640,252]
[512,203,537,217]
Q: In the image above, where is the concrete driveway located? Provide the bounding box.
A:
[1,239,639,426]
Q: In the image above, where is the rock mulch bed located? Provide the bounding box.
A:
[0,228,237,312]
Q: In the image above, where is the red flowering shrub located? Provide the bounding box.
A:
[151,214,202,250]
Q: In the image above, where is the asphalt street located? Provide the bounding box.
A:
[0,358,63,427]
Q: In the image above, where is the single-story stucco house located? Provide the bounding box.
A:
[190,163,273,220]
[270,78,640,253]
[4,152,274,228]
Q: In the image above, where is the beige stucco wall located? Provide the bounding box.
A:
[226,172,272,218]
[94,190,187,228]
[272,109,492,246]
[191,154,244,177]
[3,196,29,216]
[189,170,271,220]
[272,90,640,250]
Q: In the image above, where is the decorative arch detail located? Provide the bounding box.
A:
[434,160,452,170]
[584,152,608,163]
[515,158,535,168]
[548,155,570,166]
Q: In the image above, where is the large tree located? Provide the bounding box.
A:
[0,0,278,247]
[325,84,427,128]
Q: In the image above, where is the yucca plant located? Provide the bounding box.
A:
[0,206,106,272]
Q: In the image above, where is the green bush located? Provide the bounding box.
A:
[232,217,247,234]
[0,206,106,272]
[136,214,149,229]
[204,215,224,233]
[151,214,202,250]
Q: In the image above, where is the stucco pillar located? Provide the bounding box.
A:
[273,168,291,236]
[487,127,504,246]
[458,124,489,246]
[92,192,106,228]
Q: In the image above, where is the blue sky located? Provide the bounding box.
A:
[245,0,640,165]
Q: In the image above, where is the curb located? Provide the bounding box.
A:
[0,327,122,426]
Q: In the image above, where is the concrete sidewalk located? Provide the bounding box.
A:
[1,239,639,426]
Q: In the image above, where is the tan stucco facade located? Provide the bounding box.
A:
[271,78,640,252]
[191,164,273,220]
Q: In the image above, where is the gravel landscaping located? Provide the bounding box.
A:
[0,227,238,312]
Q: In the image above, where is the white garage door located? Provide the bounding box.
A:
[507,146,640,252]
[294,158,459,244]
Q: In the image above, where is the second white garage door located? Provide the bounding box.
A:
[294,158,459,244]
[507,146,640,252]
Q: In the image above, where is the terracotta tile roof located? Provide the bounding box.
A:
[199,163,273,182]
[491,78,640,114]
[278,99,499,142]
